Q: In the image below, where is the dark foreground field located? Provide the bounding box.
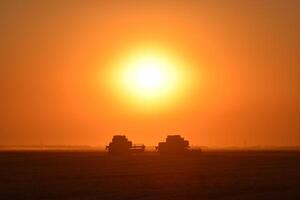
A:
[0,151,300,200]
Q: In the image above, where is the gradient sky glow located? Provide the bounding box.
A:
[1,0,299,147]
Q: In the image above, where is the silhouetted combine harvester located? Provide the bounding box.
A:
[156,135,200,155]
[106,135,145,155]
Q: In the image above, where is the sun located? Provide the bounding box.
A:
[120,52,177,99]
[106,46,193,110]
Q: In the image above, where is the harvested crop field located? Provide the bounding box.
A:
[0,151,300,200]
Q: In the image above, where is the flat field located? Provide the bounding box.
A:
[0,151,299,200]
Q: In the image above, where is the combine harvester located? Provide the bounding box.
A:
[106,135,145,155]
[156,135,201,155]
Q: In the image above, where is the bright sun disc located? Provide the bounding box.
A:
[121,53,177,99]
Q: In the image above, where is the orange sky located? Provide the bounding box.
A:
[1,0,299,147]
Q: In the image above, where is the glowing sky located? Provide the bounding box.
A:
[0,0,299,147]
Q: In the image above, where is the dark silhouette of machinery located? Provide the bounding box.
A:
[156,135,189,154]
[106,135,145,155]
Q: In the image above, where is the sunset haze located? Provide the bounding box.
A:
[1,0,299,147]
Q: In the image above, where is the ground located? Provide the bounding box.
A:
[0,151,300,200]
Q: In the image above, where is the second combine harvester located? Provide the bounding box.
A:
[156,135,190,154]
